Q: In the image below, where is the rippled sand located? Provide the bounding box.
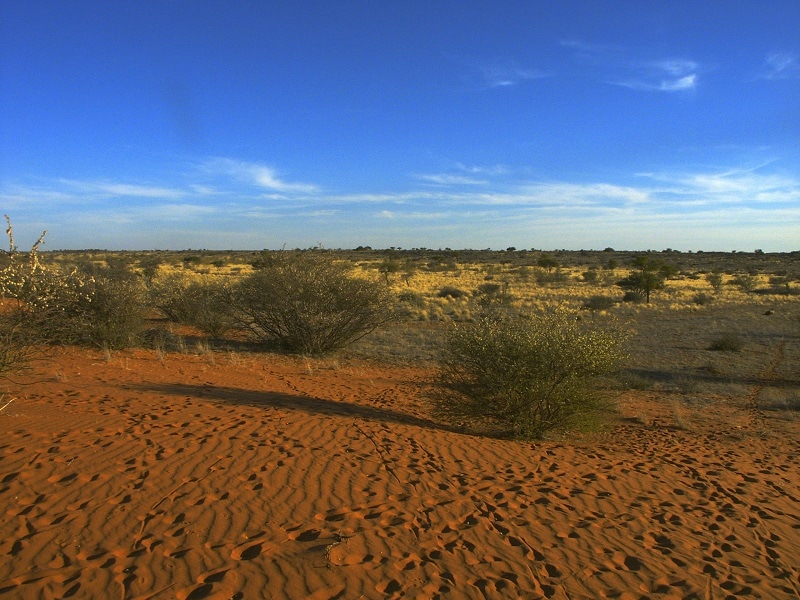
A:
[2,347,799,599]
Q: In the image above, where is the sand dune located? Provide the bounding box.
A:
[2,347,799,599]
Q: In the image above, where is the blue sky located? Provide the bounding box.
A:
[2,1,799,251]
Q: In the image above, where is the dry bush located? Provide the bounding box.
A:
[67,268,148,349]
[228,251,395,355]
[583,295,616,311]
[437,286,468,299]
[706,272,724,293]
[708,333,744,352]
[150,273,235,338]
[432,309,629,440]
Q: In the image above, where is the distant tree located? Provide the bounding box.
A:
[537,255,559,272]
[378,259,402,283]
[617,256,674,303]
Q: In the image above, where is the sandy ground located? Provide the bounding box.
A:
[1,346,799,599]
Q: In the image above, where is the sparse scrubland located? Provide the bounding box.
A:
[12,238,800,436]
[3,227,800,598]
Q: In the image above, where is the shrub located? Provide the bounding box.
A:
[150,272,196,323]
[706,272,723,293]
[536,255,559,272]
[73,271,147,349]
[432,309,628,440]
[621,290,646,304]
[437,286,468,299]
[582,270,599,284]
[473,282,514,316]
[733,274,757,292]
[150,274,234,338]
[475,282,502,296]
[228,251,394,355]
[534,268,568,285]
[0,220,54,381]
[38,263,148,349]
[397,290,425,307]
[708,333,744,352]
[583,295,615,311]
[0,218,100,353]
[693,292,713,305]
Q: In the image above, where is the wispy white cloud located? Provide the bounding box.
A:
[455,163,511,176]
[609,59,699,92]
[200,157,318,193]
[3,157,797,251]
[640,167,800,204]
[189,184,218,195]
[414,173,488,186]
[562,39,699,92]
[474,60,548,88]
[615,73,696,92]
[60,179,187,198]
[758,52,800,79]
[379,210,452,220]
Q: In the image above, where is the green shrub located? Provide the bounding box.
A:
[475,282,502,296]
[432,309,628,440]
[473,282,514,314]
[228,251,394,355]
[0,218,145,370]
[149,272,195,323]
[616,256,677,303]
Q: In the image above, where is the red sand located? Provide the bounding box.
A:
[1,347,799,599]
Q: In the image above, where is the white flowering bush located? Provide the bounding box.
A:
[0,217,92,378]
[0,217,146,358]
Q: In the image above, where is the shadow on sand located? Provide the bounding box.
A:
[128,382,458,432]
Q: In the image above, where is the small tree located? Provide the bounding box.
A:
[617,256,673,303]
[537,255,559,272]
[228,251,394,355]
[432,309,628,440]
